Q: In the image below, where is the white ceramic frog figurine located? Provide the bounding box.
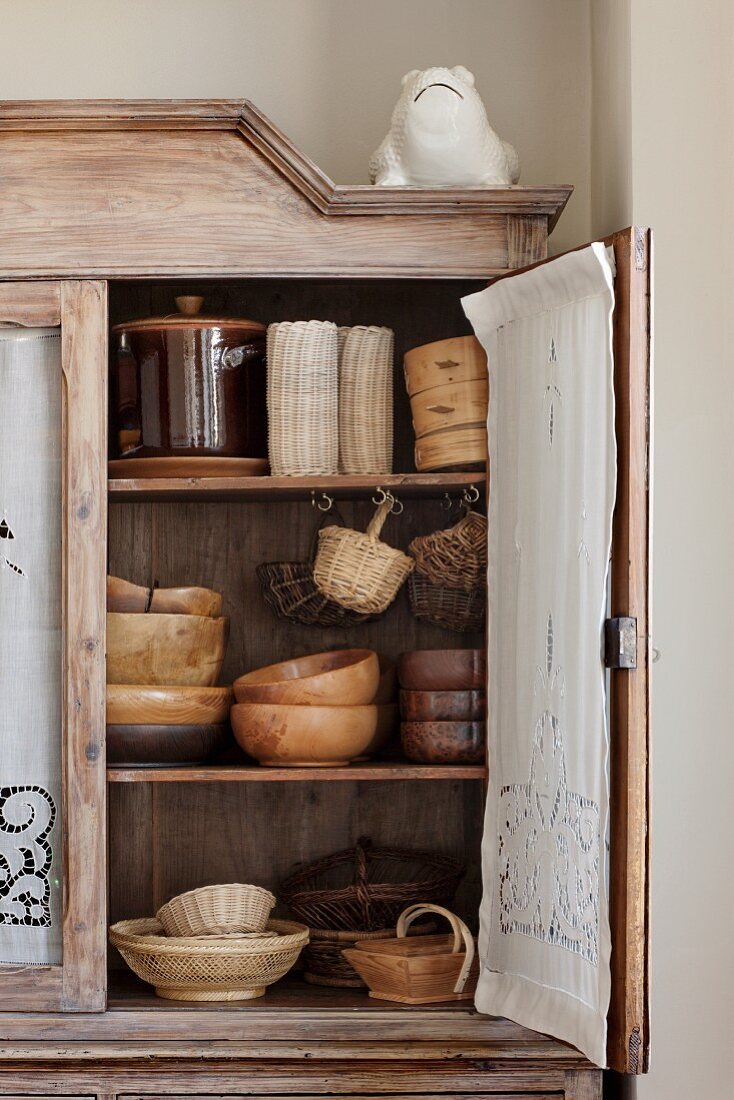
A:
[369,66,520,187]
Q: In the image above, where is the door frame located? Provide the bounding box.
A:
[0,280,107,1011]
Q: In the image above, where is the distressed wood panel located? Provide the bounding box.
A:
[0,281,60,326]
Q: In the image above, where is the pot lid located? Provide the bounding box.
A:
[112,296,265,336]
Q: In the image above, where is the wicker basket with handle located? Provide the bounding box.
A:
[408,510,487,591]
[313,499,414,615]
[280,836,464,932]
[110,917,309,1001]
[408,571,486,633]
[342,903,478,1004]
[303,919,437,987]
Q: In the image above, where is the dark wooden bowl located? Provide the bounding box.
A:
[399,689,485,722]
[107,723,230,767]
[400,721,485,765]
[397,649,486,692]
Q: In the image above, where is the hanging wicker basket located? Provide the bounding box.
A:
[408,571,485,633]
[280,836,464,932]
[408,510,487,591]
[313,499,414,615]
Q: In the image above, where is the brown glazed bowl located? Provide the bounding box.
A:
[111,296,267,460]
[106,723,230,767]
[397,649,486,692]
[231,703,378,767]
[399,689,485,722]
[400,721,485,765]
[233,649,379,706]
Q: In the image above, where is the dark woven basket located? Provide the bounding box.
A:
[408,570,485,633]
[257,560,375,627]
[302,921,437,987]
[280,836,465,932]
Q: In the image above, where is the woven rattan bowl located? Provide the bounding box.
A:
[157,883,276,937]
[110,917,308,1001]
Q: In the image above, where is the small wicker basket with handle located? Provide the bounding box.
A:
[313,499,414,615]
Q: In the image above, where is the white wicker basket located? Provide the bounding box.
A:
[338,326,394,475]
[267,321,338,476]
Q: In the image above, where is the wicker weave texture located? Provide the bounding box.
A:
[280,837,464,932]
[257,561,375,627]
[338,325,394,475]
[409,511,487,591]
[408,571,486,633]
[157,883,276,937]
[110,917,308,1000]
[267,321,338,476]
[313,499,414,615]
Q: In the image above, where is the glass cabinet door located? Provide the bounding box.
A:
[0,281,107,1011]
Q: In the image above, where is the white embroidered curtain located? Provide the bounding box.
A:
[0,328,62,966]
[462,244,617,1067]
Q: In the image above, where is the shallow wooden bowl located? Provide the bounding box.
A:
[107,684,233,725]
[231,703,378,767]
[107,723,230,767]
[400,721,485,765]
[399,690,485,723]
[107,575,223,617]
[233,649,379,706]
[397,650,486,692]
[107,612,229,686]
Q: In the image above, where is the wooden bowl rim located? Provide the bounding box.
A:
[234,648,377,689]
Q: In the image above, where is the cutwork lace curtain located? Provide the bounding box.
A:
[462,244,616,1067]
[0,328,62,965]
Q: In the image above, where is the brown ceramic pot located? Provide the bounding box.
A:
[111,296,267,459]
[400,720,485,765]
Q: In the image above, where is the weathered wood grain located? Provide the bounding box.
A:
[0,281,60,325]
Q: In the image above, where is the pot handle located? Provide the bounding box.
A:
[222,345,261,369]
[396,903,475,994]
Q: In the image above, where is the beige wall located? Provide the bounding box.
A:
[0,0,591,253]
[1,1,730,1095]
[592,2,734,1097]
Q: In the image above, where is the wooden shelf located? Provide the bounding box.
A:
[107,761,488,783]
[107,471,486,503]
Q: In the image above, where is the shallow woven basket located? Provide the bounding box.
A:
[257,561,375,627]
[280,836,464,933]
[110,917,308,1001]
[303,921,436,987]
[338,325,394,475]
[313,499,414,615]
[157,883,276,937]
[408,510,487,591]
[408,571,486,633]
[267,320,338,476]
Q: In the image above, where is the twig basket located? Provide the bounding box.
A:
[110,917,309,1001]
[156,883,276,937]
[313,499,414,614]
[267,321,338,476]
[408,572,486,633]
[338,325,394,475]
[280,836,464,932]
[409,510,487,591]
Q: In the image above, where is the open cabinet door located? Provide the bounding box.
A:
[462,227,651,1073]
[0,281,107,1011]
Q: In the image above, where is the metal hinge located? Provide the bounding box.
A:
[604,617,638,669]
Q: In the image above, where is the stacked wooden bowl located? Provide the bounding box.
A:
[398,649,486,765]
[106,576,231,766]
[231,649,397,767]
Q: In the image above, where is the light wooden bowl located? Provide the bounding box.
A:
[107,613,229,686]
[107,575,223,617]
[231,702,378,767]
[106,684,233,725]
[233,649,379,706]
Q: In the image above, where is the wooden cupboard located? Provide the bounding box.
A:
[0,100,651,1099]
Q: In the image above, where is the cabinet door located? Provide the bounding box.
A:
[0,281,107,1011]
[463,228,651,1074]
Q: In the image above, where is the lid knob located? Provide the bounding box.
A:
[175,295,204,317]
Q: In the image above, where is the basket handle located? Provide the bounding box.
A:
[396,903,475,995]
[354,836,373,928]
[365,498,394,540]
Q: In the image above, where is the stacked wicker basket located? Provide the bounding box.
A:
[110,883,308,1001]
[407,508,488,632]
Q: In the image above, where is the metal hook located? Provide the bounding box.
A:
[462,485,480,505]
[387,490,404,516]
[311,491,334,512]
[441,493,454,512]
[372,486,388,506]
